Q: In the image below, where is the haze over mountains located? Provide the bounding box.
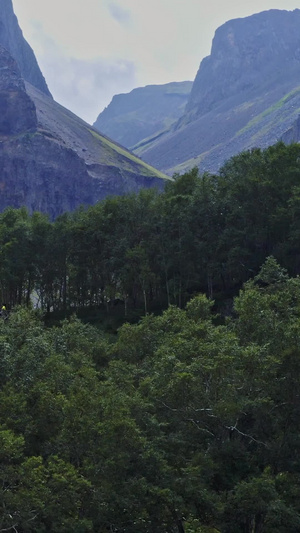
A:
[1,1,300,218]
[96,8,300,175]
[0,0,168,218]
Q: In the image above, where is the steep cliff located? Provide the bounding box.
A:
[0,45,168,218]
[94,81,192,150]
[186,9,300,118]
[139,9,300,174]
[0,46,37,135]
[0,0,51,96]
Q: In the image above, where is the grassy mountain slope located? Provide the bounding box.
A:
[139,82,300,175]
[27,83,168,182]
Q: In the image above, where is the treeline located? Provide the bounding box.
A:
[2,258,300,531]
[2,141,300,317]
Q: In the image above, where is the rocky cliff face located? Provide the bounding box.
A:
[0,46,37,135]
[94,81,192,150]
[281,114,300,144]
[186,9,300,118]
[0,0,51,96]
[0,45,168,218]
[139,9,300,174]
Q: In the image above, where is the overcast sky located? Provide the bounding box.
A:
[12,0,300,124]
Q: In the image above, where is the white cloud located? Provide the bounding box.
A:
[12,0,300,122]
[34,33,137,123]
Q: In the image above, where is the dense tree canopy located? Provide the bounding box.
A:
[1,259,300,531]
[1,142,300,530]
[1,142,300,319]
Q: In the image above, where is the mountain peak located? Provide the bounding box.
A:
[139,9,300,174]
[0,2,168,218]
[0,0,51,96]
[186,8,300,118]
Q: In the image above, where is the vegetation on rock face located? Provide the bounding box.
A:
[88,129,169,179]
[1,141,300,530]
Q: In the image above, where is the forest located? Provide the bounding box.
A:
[1,141,300,531]
[1,141,300,320]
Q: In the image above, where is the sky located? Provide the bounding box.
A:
[12,0,300,124]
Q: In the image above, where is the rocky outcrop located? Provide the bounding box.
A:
[0,45,168,218]
[281,114,300,144]
[186,9,300,118]
[0,45,37,135]
[0,133,164,219]
[138,9,300,174]
[0,0,51,96]
[94,81,192,150]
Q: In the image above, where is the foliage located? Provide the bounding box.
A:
[0,261,300,530]
[1,142,300,529]
[0,142,299,322]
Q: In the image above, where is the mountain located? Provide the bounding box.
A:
[0,3,168,219]
[281,114,300,144]
[137,9,300,175]
[0,47,167,218]
[93,81,192,150]
[0,0,51,96]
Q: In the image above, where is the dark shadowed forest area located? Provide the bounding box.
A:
[2,141,300,320]
[2,142,300,532]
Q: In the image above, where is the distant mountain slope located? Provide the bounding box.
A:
[0,0,51,96]
[281,113,300,144]
[138,9,300,174]
[93,81,192,150]
[0,45,168,218]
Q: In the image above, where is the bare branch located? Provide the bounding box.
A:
[27,514,38,523]
[159,400,217,417]
[189,406,214,412]
[0,525,18,533]
[225,424,268,447]
[158,400,178,411]
[186,419,216,437]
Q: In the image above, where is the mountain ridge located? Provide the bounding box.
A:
[93,81,192,150]
[0,3,169,218]
[124,9,300,174]
[0,0,51,96]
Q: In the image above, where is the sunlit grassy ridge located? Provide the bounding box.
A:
[89,129,171,180]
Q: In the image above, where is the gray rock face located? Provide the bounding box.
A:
[139,9,300,174]
[281,115,300,144]
[186,9,300,118]
[0,134,163,219]
[0,46,167,219]
[94,81,192,150]
[0,45,37,135]
[0,0,168,218]
[0,0,51,96]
